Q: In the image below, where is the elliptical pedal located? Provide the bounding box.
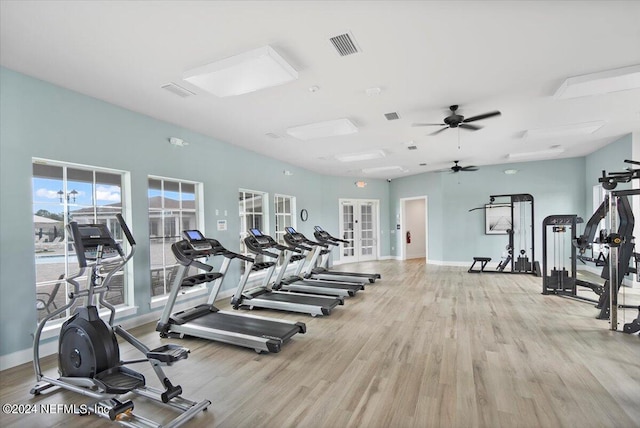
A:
[94,366,145,394]
[147,344,190,364]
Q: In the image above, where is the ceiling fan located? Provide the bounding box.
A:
[413,105,501,136]
[439,160,478,173]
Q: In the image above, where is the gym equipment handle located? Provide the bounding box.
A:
[116,213,136,246]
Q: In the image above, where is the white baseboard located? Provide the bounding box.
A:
[428,260,473,267]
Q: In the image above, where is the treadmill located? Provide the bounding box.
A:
[272,227,364,297]
[311,226,382,284]
[230,228,343,316]
[156,230,305,353]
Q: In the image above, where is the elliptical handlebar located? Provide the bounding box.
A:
[116,213,136,248]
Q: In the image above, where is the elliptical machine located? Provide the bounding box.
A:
[31,214,210,426]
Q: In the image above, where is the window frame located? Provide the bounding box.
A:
[32,157,130,325]
[148,175,204,298]
[274,193,296,245]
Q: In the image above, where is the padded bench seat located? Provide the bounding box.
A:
[469,257,491,273]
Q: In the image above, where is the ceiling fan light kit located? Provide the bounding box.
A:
[441,160,478,174]
[413,105,502,136]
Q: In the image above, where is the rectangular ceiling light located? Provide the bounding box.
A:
[362,165,407,174]
[335,149,386,163]
[523,121,605,140]
[507,147,565,160]
[554,64,640,99]
[183,45,298,97]
[161,82,196,97]
[286,118,358,140]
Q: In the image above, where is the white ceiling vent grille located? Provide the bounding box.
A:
[384,112,400,121]
[329,32,361,56]
[161,83,196,98]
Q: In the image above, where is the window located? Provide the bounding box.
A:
[274,194,295,245]
[33,159,127,323]
[148,177,202,296]
[239,189,268,271]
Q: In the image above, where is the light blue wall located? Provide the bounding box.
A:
[0,65,632,362]
[584,134,633,216]
[0,67,389,358]
[390,158,587,264]
[388,172,444,260]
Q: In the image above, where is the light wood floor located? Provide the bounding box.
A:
[1,260,639,428]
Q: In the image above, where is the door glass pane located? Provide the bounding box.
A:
[342,203,355,257]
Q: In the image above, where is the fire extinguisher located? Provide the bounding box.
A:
[406,231,411,244]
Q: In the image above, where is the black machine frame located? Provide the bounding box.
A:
[547,160,639,335]
[469,193,540,276]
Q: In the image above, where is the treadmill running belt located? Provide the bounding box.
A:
[260,292,335,306]
[188,312,301,341]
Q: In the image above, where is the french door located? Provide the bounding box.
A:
[339,199,379,263]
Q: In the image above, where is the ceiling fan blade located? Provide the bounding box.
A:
[429,126,450,136]
[459,123,482,131]
[463,110,501,123]
[461,166,478,171]
[412,123,446,127]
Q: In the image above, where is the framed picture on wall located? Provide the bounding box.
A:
[485,204,512,235]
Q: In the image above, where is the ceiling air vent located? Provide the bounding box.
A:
[384,112,400,121]
[329,32,361,56]
[161,83,196,98]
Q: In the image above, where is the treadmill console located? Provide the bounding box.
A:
[285,227,297,235]
[284,227,305,244]
[183,230,213,251]
[248,228,271,246]
[314,226,331,239]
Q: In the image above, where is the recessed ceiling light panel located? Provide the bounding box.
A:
[523,121,605,140]
[507,147,565,160]
[161,82,196,97]
[286,118,358,140]
[335,149,386,163]
[554,64,640,99]
[183,45,298,97]
[361,165,407,174]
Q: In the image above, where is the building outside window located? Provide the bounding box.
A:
[274,194,295,245]
[32,159,127,323]
[148,177,202,296]
[239,189,268,271]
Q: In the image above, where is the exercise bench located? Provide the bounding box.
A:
[469,257,491,273]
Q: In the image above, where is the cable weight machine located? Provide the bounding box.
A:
[596,160,639,333]
[562,159,639,334]
[541,215,582,296]
[469,193,540,276]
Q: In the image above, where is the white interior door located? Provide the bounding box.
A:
[339,199,379,263]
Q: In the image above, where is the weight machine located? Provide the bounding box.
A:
[469,193,540,276]
[597,160,639,333]
[541,215,581,296]
[571,160,639,334]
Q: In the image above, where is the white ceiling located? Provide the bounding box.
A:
[1,1,639,179]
